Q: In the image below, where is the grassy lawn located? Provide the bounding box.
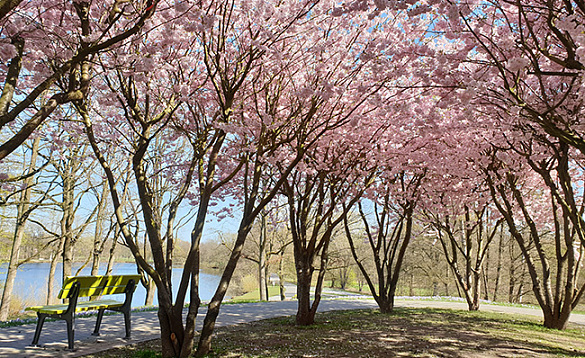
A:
[230,286,282,302]
[83,307,585,357]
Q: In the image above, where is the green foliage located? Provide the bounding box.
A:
[347,268,357,288]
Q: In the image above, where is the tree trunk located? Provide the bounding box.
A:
[469,272,481,311]
[105,226,119,275]
[62,231,73,280]
[157,298,186,358]
[196,219,254,357]
[543,309,571,329]
[467,301,480,311]
[508,274,516,302]
[91,184,108,275]
[295,258,315,325]
[445,265,450,296]
[47,247,61,305]
[516,263,526,303]
[377,296,394,314]
[258,214,267,301]
[0,222,26,320]
[508,238,516,303]
[0,137,39,320]
[467,285,480,311]
[279,251,286,301]
[493,228,504,302]
[483,246,490,300]
[145,278,156,306]
[61,174,75,281]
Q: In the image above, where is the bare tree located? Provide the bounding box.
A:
[0,137,43,319]
[344,172,423,313]
[427,205,503,311]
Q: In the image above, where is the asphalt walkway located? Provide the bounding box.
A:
[1,297,584,358]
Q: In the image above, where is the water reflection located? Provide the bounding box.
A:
[0,262,221,307]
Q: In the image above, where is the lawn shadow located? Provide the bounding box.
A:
[210,307,585,357]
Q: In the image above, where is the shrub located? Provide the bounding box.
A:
[240,274,257,294]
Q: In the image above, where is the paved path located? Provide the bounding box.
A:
[1,297,584,358]
[0,299,378,358]
[394,298,585,325]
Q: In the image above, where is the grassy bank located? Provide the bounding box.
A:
[230,286,282,302]
[83,307,585,358]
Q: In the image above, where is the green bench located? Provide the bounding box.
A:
[25,274,141,350]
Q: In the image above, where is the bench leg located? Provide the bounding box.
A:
[66,317,75,350]
[31,313,46,346]
[92,308,105,336]
[123,309,131,339]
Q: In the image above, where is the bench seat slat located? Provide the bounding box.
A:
[77,299,124,310]
[26,304,69,315]
[25,299,124,315]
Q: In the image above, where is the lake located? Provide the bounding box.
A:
[0,262,222,308]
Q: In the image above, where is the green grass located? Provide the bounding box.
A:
[133,350,161,358]
[230,286,282,302]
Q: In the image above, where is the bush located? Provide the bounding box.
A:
[240,274,257,294]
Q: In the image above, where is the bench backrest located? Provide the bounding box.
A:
[58,274,142,300]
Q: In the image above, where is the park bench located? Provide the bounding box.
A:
[25,274,141,350]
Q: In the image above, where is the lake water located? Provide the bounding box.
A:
[0,262,222,308]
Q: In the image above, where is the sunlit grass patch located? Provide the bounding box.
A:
[230,286,282,302]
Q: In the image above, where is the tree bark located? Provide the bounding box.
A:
[493,227,504,302]
[0,0,23,21]
[279,250,286,301]
[0,36,24,115]
[61,172,75,281]
[47,246,61,305]
[196,219,254,356]
[145,278,156,306]
[295,257,315,325]
[106,226,118,275]
[0,137,39,320]
[258,213,268,301]
[91,184,108,275]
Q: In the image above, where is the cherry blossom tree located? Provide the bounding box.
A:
[344,0,585,327]
[448,0,585,155]
[482,133,585,329]
[0,0,162,161]
[419,0,585,327]
[79,0,343,356]
[78,4,208,354]
[285,163,375,325]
